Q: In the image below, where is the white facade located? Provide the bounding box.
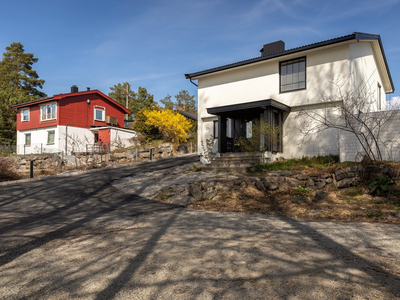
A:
[190,35,393,161]
[16,125,138,155]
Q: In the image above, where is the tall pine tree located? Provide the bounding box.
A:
[0,42,46,143]
[108,82,137,118]
[175,90,196,113]
[108,83,154,119]
[0,42,46,99]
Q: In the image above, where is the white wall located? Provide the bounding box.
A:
[109,128,138,150]
[197,43,351,120]
[196,40,388,159]
[339,110,400,162]
[349,42,386,111]
[16,126,60,155]
[60,126,95,154]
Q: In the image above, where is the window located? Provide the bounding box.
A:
[47,130,55,144]
[40,102,57,121]
[280,57,306,92]
[226,118,233,138]
[21,108,30,122]
[213,120,218,138]
[94,107,105,121]
[25,133,31,146]
[246,121,252,138]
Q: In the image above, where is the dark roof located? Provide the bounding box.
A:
[185,32,394,92]
[207,99,291,115]
[9,89,131,114]
[178,110,197,121]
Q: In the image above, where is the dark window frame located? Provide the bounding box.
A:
[279,56,306,93]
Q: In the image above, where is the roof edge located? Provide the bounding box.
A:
[10,90,132,114]
[185,32,394,93]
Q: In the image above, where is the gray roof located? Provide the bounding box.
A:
[178,110,197,121]
[185,32,394,92]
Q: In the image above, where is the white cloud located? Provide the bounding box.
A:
[387,96,400,109]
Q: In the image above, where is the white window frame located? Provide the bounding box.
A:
[40,102,57,121]
[25,133,31,146]
[94,106,106,121]
[47,130,55,145]
[21,108,30,122]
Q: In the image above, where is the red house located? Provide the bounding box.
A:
[10,86,137,155]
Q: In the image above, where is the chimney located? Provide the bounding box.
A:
[71,85,78,93]
[87,87,90,91]
[260,40,285,57]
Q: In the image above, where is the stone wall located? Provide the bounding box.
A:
[6,143,174,172]
[162,164,399,206]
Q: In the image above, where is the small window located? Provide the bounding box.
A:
[226,118,233,138]
[40,102,57,121]
[47,130,55,144]
[25,133,31,146]
[94,107,105,121]
[213,120,218,138]
[280,57,306,93]
[246,121,252,138]
[21,108,30,122]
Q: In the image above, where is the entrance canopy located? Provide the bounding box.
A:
[207,99,291,116]
[206,99,291,153]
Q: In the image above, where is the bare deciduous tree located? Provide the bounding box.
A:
[296,76,398,161]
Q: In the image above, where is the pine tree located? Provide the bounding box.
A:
[108,83,153,118]
[174,90,196,113]
[159,94,174,110]
[0,42,46,99]
[0,42,46,143]
[133,86,154,115]
[108,82,136,108]
[0,82,26,143]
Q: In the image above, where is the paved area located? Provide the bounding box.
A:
[0,155,199,266]
[1,155,400,299]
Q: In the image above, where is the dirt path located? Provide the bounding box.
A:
[1,208,399,299]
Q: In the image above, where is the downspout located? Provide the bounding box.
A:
[189,78,198,87]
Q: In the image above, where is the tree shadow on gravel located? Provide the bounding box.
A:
[0,155,197,264]
[2,209,399,299]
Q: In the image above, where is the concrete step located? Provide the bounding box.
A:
[213,157,262,163]
[200,166,249,174]
[218,152,263,158]
[207,163,253,168]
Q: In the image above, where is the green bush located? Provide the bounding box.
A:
[369,175,394,196]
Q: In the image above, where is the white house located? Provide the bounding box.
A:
[185,32,395,162]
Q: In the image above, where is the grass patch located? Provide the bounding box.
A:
[259,155,341,172]
[295,186,313,193]
[344,187,366,197]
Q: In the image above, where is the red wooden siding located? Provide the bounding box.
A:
[16,102,59,131]
[98,128,110,144]
[15,91,127,131]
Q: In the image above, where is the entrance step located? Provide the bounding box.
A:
[203,152,264,173]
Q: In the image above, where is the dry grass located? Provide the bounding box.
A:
[0,157,21,181]
[189,185,400,223]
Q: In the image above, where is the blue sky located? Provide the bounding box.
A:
[1,0,400,104]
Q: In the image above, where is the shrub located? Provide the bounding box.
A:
[0,157,20,181]
[369,175,394,196]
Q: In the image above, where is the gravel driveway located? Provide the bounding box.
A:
[1,208,400,299]
[1,160,400,299]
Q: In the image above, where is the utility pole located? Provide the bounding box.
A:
[125,84,129,120]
